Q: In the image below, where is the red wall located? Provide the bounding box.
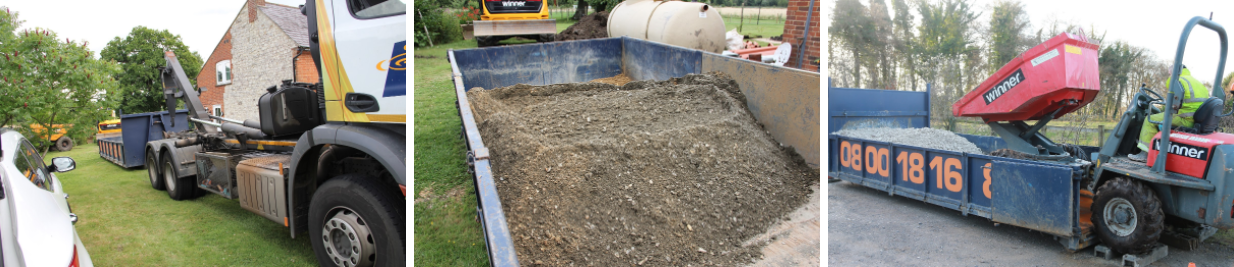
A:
[197,31,233,115]
[782,0,820,72]
[294,48,318,83]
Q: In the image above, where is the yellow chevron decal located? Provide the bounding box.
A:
[316,0,370,123]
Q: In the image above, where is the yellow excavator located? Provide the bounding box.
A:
[474,0,556,46]
[30,123,74,151]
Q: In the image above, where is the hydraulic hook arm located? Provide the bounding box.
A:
[159,51,217,136]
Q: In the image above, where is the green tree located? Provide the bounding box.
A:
[828,0,875,88]
[868,0,893,89]
[100,26,201,114]
[890,0,915,90]
[413,0,462,47]
[916,0,979,64]
[588,0,617,12]
[1098,41,1143,119]
[915,0,979,130]
[0,7,122,154]
[915,0,979,90]
[987,0,1029,73]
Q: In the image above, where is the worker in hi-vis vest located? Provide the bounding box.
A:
[1131,65,1210,162]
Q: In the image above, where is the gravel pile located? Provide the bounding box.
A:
[467,73,817,266]
[833,127,985,155]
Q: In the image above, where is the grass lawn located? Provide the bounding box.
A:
[724,15,785,40]
[49,143,315,266]
[549,8,786,45]
[413,40,490,267]
[463,8,786,46]
[549,9,582,32]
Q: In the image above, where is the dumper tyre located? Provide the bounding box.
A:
[309,174,405,267]
[537,34,555,42]
[147,150,166,190]
[476,36,497,47]
[55,136,73,151]
[163,153,198,200]
[1092,177,1163,254]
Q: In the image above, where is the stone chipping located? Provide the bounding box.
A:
[833,127,985,155]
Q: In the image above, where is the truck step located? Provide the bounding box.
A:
[1093,244,1167,267]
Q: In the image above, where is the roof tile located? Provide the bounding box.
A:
[260,4,310,47]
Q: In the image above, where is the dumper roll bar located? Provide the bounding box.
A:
[1152,16,1227,175]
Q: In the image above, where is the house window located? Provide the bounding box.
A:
[213,105,223,117]
[216,60,232,86]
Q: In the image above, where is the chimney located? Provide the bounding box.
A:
[248,0,266,22]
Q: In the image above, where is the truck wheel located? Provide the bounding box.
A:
[310,175,404,267]
[56,137,73,151]
[163,154,197,200]
[147,151,166,190]
[1092,177,1164,254]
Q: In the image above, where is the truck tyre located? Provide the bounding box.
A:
[310,174,405,267]
[1092,177,1163,254]
[163,153,197,200]
[147,151,166,190]
[56,136,73,151]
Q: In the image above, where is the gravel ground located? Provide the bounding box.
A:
[468,73,818,266]
[829,182,1234,266]
[832,127,985,155]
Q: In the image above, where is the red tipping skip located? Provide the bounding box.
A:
[952,32,1101,122]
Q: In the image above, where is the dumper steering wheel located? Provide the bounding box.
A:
[1141,84,1173,125]
[1139,84,1165,110]
[1140,83,1164,104]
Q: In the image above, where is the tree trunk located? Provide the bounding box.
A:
[573,0,589,20]
[1114,85,1126,120]
[881,50,891,89]
[39,111,58,157]
[851,44,861,88]
[906,54,917,91]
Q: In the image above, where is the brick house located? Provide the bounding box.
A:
[781,0,820,72]
[197,0,318,121]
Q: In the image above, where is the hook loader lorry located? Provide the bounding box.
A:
[142,0,406,266]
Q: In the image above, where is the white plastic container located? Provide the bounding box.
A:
[607,0,727,53]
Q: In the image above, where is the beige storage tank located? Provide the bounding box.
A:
[607,0,727,53]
